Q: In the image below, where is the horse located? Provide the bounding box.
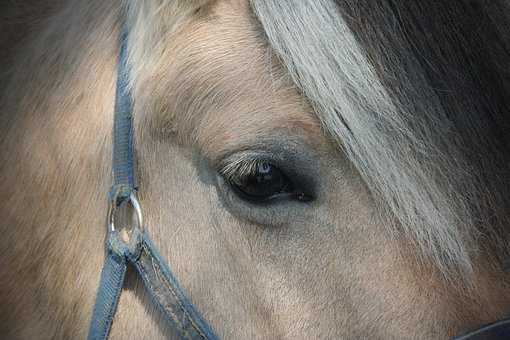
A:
[2,0,510,338]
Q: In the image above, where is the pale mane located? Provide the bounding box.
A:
[251,0,510,279]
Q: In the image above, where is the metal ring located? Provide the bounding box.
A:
[108,191,143,233]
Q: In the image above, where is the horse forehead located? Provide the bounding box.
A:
[160,3,324,156]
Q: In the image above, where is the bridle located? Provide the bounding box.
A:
[87,25,218,340]
[86,12,510,340]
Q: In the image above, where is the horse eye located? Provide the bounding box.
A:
[228,162,310,203]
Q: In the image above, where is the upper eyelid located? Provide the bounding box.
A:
[217,152,276,179]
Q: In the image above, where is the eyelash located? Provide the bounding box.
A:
[219,158,313,203]
[219,158,268,183]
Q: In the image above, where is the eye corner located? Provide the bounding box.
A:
[295,191,315,203]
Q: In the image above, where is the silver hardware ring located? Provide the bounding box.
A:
[108,192,143,233]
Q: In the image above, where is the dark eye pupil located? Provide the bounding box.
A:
[232,163,291,201]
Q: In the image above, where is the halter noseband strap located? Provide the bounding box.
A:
[87,24,218,340]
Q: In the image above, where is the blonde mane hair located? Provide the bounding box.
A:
[252,0,510,279]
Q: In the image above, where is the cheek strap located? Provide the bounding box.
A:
[87,19,219,340]
[88,229,218,340]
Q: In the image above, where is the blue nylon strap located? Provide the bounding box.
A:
[134,233,219,340]
[112,28,136,198]
[88,19,219,340]
[453,318,510,339]
[87,246,127,340]
[89,231,218,340]
[88,229,143,340]
[88,25,135,340]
